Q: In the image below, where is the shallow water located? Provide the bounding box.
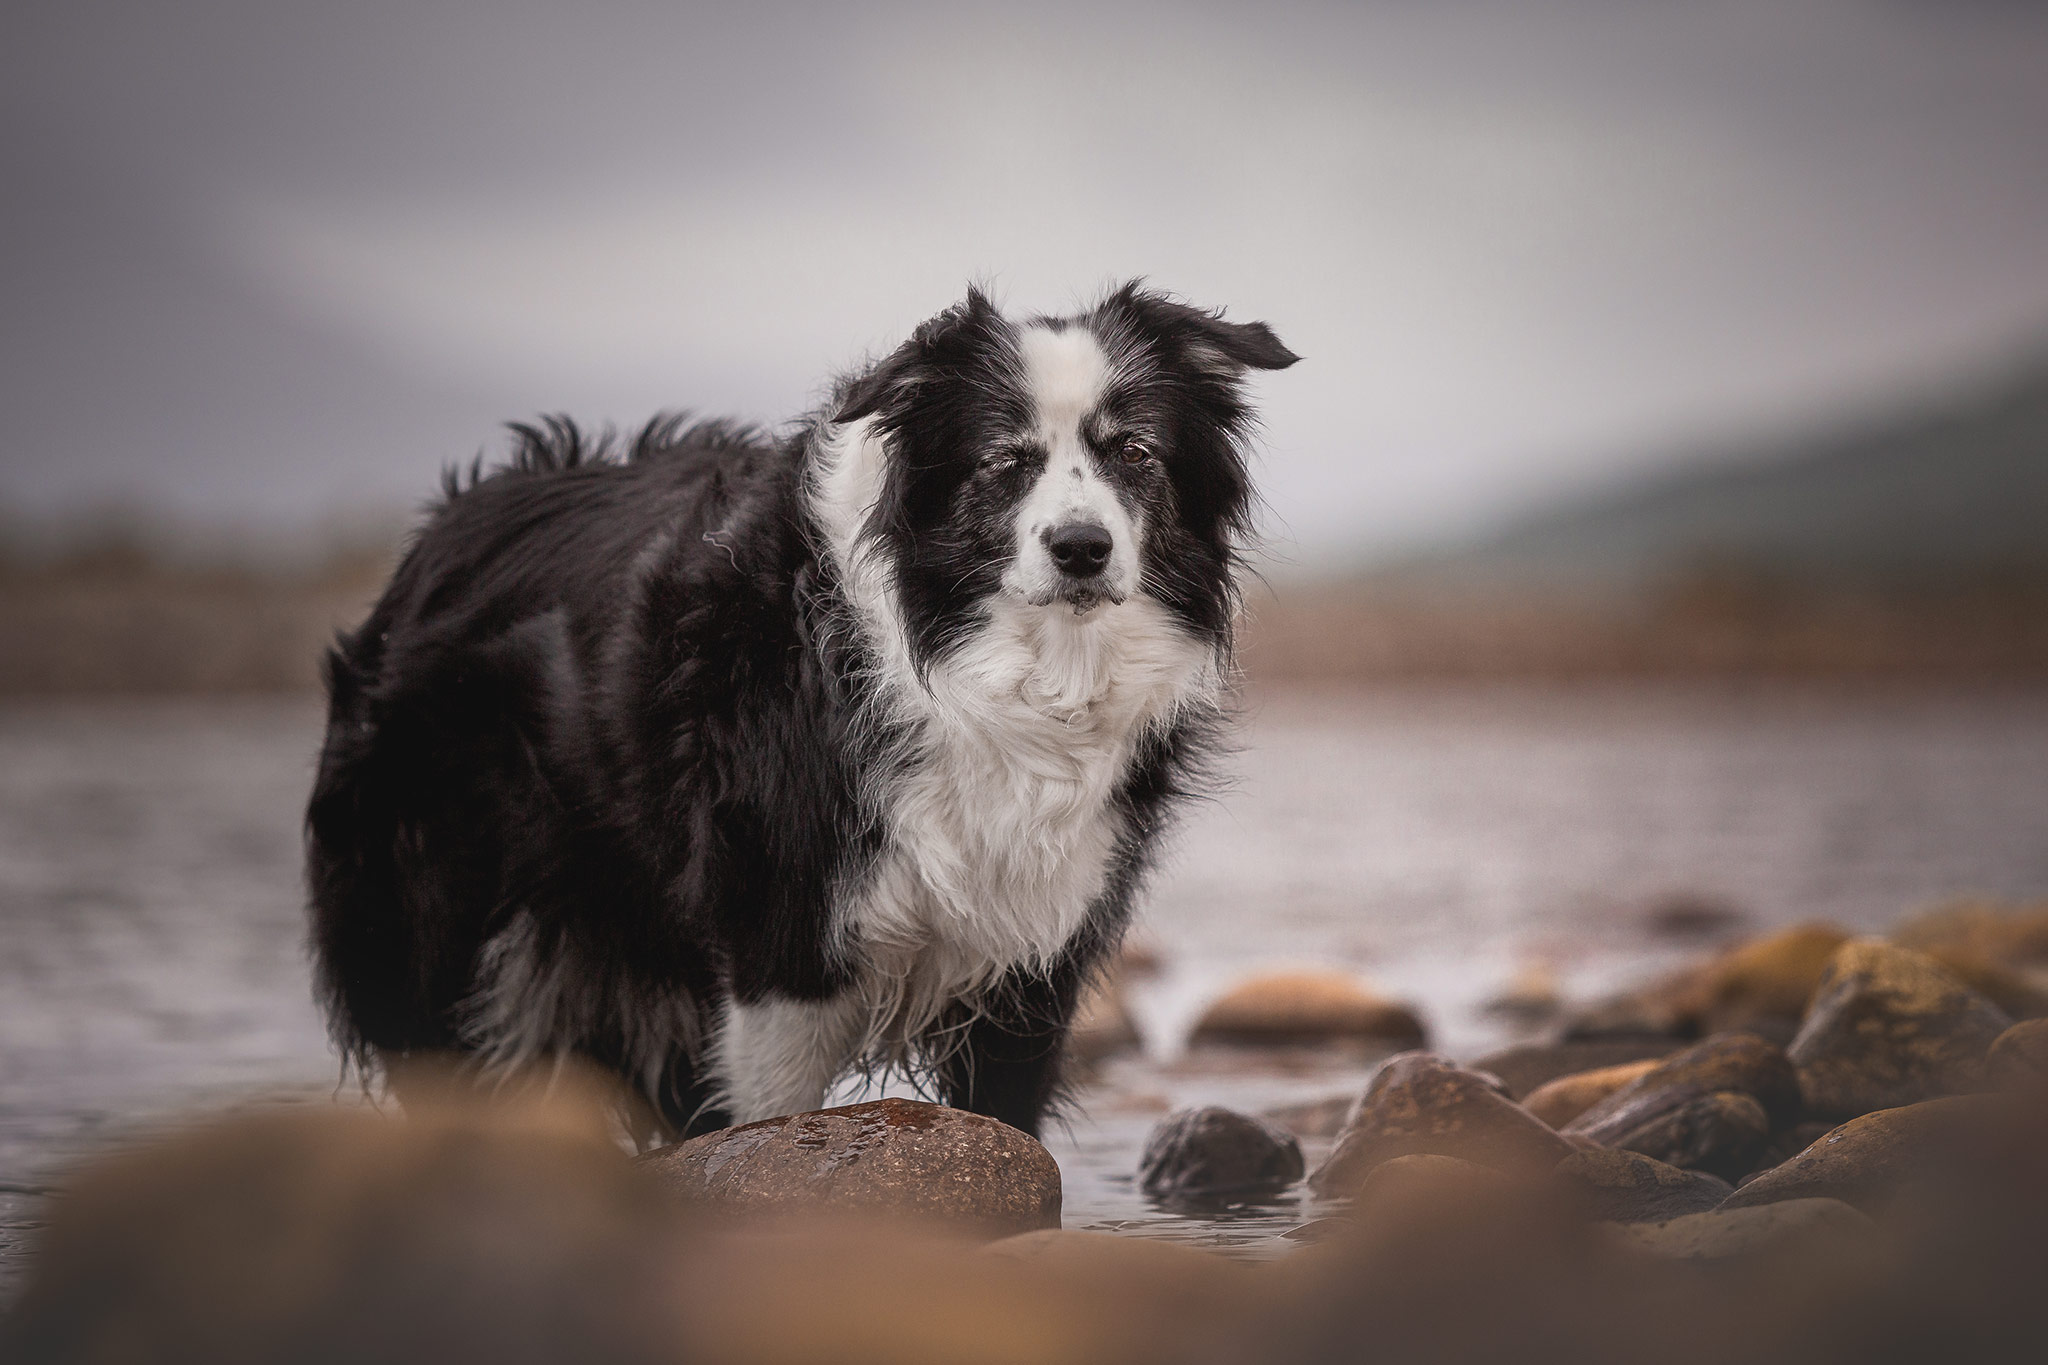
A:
[4,686,2047,1283]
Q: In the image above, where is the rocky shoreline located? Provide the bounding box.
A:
[7,901,2048,1362]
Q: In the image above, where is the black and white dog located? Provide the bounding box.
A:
[307,283,1296,1140]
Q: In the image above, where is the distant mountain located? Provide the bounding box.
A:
[1406,350,2048,589]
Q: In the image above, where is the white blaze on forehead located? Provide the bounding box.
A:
[1006,323,1142,607]
[1018,325,1111,439]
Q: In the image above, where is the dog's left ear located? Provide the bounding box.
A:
[835,287,1004,424]
[1105,282,1300,375]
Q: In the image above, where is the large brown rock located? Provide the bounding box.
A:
[1788,939,2013,1119]
[1559,924,1850,1045]
[1190,970,1427,1048]
[1309,1053,1574,1197]
[1687,924,1854,1038]
[1891,898,2048,967]
[1469,1038,1682,1099]
[639,1098,1060,1237]
[1986,1017,2048,1089]
[1559,1034,1796,1180]
[1138,1107,1304,1202]
[1719,1096,1994,1215]
[1610,1198,1877,1262]
[1914,946,2048,1021]
[1552,1146,1732,1223]
[1523,1059,1662,1128]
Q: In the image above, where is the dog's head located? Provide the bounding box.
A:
[817,283,1297,668]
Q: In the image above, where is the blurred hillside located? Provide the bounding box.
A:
[1248,349,2048,683]
[1404,345,2048,590]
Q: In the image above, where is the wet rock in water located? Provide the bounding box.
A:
[1261,1093,1358,1141]
[1309,1053,1574,1197]
[1560,924,1851,1046]
[1685,924,1853,1040]
[1788,939,2013,1119]
[1986,1017,2048,1088]
[1557,986,1695,1042]
[1138,1107,1304,1202]
[1914,946,2048,1021]
[1552,1146,1733,1223]
[639,1098,1060,1237]
[1607,1090,1772,1182]
[1190,969,1427,1049]
[1610,1197,1878,1261]
[1643,892,1748,941]
[1565,1033,1801,1156]
[1480,961,1563,1027]
[1891,898,2048,968]
[1469,1038,1683,1100]
[1522,1058,1662,1128]
[1070,978,1140,1064]
[1719,1096,1994,1215]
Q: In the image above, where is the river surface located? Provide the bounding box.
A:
[5,686,2048,1285]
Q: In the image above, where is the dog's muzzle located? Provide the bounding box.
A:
[1042,521,1126,610]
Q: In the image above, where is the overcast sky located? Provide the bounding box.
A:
[5,0,2047,564]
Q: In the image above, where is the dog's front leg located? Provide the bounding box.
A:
[712,992,868,1125]
[934,961,1086,1139]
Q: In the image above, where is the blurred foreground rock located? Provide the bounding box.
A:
[1986,1017,2048,1088]
[639,1098,1059,1237]
[1138,1107,1303,1203]
[1190,970,1426,1049]
[10,1076,2048,1365]
[1609,1197,1878,1262]
[1787,939,2012,1119]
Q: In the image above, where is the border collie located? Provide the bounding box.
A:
[307,283,1296,1140]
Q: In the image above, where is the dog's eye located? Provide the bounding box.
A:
[1118,437,1153,464]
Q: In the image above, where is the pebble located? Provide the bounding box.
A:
[1558,924,1850,1045]
[638,1098,1060,1237]
[1565,1033,1802,1146]
[1138,1106,1305,1203]
[1522,1058,1662,1128]
[1552,1146,1732,1223]
[1468,1038,1682,1100]
[1309,1053,1574,1197]
[1190,970,1427,1049]
[1890,899,2048,967]
[1788,939,2013,1119]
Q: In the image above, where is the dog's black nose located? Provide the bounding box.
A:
[1045,522,1113,577]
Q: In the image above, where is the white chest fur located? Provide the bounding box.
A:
[806,417,1218,1047]
[843,595,1213,1019]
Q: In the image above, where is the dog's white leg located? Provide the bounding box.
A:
[714,992,870,1125]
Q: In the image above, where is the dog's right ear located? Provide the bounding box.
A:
[835,287,1002,425]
